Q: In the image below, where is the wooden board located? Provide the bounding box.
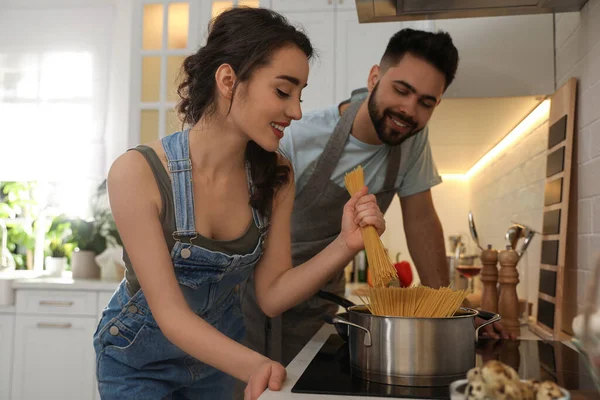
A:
[529,77,577,341]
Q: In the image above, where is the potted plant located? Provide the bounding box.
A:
[67,181,122,279]
[45,233,68,277]
[44,218,73,277]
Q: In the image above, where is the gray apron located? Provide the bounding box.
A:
[240,99,401,368]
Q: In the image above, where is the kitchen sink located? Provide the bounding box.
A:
[0,269,47,306]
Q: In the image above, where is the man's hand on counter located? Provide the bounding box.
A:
[475,317,517,340]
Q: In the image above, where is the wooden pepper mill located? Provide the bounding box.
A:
[498,245,521,337]
[480,244,499,313]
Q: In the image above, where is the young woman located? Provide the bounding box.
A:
[93,7,385,400]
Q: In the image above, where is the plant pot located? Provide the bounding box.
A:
[99,260,125,281]
[45,256,67,277]
[71,250,100,279]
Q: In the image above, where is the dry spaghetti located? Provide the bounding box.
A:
[344,166,398,288]
[344,165,469,318]
[362,286,469,318]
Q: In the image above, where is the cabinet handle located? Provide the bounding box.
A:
[39,300,74,307]
[36,322,72,329]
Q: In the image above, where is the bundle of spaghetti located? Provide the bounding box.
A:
[364,286,469,318]
[344,166,397,288]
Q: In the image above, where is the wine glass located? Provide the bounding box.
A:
[456,264,482,294]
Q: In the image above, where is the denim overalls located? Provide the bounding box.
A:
[93,130,269,399]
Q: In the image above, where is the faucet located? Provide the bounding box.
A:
[447,235,465,289]
[0,219,15,271]
[1,219,7,269]
[448,235,468,261]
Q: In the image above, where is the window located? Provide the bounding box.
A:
[0,5,114,270]
[133,1,260,145]
[0,52,96,183]
[212,1,260,18]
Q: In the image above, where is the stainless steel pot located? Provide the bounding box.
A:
[320,291,501,387]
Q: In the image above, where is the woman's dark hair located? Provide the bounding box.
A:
[176,7,313,217]
[380,28,459,90]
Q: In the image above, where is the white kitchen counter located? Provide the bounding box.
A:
[11,272,120,292]
[258,323,562,400]
[258,324,388,400]
[0,305,15,313]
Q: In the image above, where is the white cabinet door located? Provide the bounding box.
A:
[334,0,354,10]
[0,314,15,400]
[284,10,336,113]
[335,10,404,102]
[94,292,113,400]
[434,14,554,98]
[271,0,334,12]
[11,315,97,400]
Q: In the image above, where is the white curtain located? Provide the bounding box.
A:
[0,5,114,215]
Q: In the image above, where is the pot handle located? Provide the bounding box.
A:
[324,314,372,347]
[317,290,356,310]
[474,309,502,342]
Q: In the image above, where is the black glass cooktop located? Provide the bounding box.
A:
[291,334,600,399]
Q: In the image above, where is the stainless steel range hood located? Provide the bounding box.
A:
[356,0,588,23]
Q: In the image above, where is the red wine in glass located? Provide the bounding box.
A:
[456,265,482,293]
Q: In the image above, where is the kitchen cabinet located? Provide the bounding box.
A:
[11,315,97,400]
[334,9,554,99]
[0,313,15,400]
[94,292,113,400]
[283,10,336,112]
[333,13,434,103]
[274,3,554,104]
[334,10,403,102]
[334,0,354,10]
[10,289,101,400]
[431,14,555,98]
[270,0,335,12]
[97,291,113,317]
[276,6,413,110]
[124,0,556,152]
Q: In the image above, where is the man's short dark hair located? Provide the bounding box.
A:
[380,28,459,90]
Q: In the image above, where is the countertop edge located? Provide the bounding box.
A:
[258,324,395,400]
[0,305,16,313]
[11,276,121,292]
[257,322,572,400]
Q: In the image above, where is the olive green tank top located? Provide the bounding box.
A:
[122,145,261,294]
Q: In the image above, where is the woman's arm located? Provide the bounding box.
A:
[253,160,385,317]
[107,152,268,383]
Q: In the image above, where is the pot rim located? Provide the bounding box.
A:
[346,305,479,320]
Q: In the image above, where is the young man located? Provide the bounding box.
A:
[240,27,508,373]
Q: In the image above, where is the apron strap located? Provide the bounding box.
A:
[383,144,402,190]
[305,100,363,195]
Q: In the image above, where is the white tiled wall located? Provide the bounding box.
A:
[466,0,600,322]
[430,179,473,255]
[469,120,549,310]
[385,3,600,325]
[382,178,471,283]
[554,0,600,312]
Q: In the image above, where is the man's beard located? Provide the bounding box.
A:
[367,82,420,146]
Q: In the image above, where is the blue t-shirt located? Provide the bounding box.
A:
[278,104,442,198]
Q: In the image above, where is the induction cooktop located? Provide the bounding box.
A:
[291,334,600,399]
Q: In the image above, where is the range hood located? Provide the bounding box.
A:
[356,0,588,23]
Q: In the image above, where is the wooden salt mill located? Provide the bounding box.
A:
[498,245,521,337]
[480,245,499,313]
